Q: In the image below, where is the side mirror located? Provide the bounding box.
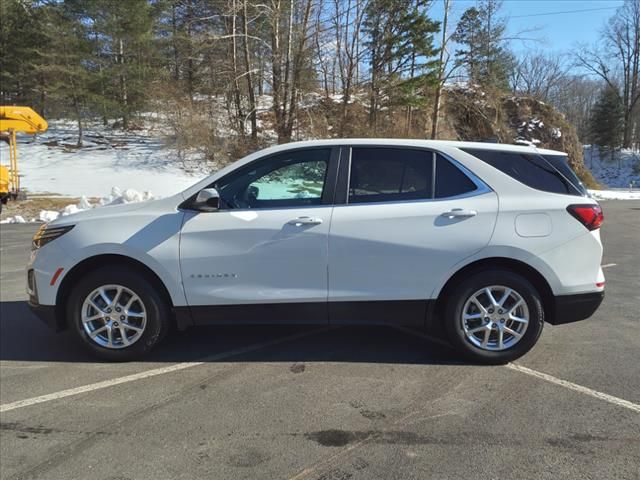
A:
[193,188,220,211]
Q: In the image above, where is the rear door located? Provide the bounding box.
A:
[327,147,498,324]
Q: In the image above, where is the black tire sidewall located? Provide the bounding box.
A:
[445,270,544,364]
[68,266,170,361]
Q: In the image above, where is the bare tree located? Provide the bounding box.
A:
[267,0,315,143]
[551,76,602,142]
[510,51,569,101]
[576,0,640,148]
[335,0,367,136]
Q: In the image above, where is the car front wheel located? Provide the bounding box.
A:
[68,266,171,361]
[445,270,544,364]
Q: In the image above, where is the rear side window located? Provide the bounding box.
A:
[435,154,477,198]
[462,148,583,196]
[348,148,433,203]
[347,148,479,204]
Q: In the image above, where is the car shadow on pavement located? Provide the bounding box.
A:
[0,300,465,365]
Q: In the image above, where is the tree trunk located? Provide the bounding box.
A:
[270,0,284,142]
[230,0,245,136]
[406,51,416,136]
[118,38,129,130]
[186,0,195,103]
[280,0,295,142]
[171,3,180,81]
[431,0,449,139]
[242,0,257,141]
[284,0,313,141]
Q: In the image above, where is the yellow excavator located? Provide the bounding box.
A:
[0,106,48,212]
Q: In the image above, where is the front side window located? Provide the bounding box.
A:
[215,149,330,209]
[348,148,433,204]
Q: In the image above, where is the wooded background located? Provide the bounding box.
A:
[1,0,638,164]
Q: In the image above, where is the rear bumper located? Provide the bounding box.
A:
[549,291,604,325]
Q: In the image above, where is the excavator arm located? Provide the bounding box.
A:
[0,106,48,203]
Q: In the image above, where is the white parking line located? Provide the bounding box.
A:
[602,263,617,268]
[505,363,640,413]
[0,328,330,414]
[394,326,640,414]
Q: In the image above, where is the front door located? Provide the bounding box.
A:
[180,147,338,324]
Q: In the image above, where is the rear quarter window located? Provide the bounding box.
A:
[462,148,584,196]
[542,155,588,195]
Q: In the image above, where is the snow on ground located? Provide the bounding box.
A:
[0,120,206,197]
[588,189,640,200]
[584,145,640,188]
[0,187,154,224]
[2,215,28,224]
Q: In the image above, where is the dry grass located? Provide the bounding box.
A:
[1,196,80,222]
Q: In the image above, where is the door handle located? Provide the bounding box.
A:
[288,216,323,226]
[441,208,477,219]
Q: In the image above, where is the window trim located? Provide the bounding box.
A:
[335,145,491,207]
[180,146,341,212]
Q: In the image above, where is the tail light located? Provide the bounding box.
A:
[567,204,603,231]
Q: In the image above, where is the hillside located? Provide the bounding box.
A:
[248,85,600,187]
[433,84,597,187]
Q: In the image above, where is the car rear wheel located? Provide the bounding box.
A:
[445,270,544,364]
[68,266,171,361]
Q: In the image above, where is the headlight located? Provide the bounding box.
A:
[32,224,74,250]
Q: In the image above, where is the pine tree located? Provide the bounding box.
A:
[83,0,160,129]
[363,0,440,132]
[156,0,216,103]
[35,1,94,146]
[0,0,44,110]
[453,0,512,88]
[590,86,624,162]
[452,7,482,83]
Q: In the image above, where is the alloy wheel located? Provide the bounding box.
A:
[81,284,147,349]
[461,285,529,351]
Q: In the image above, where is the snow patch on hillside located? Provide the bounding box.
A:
[584,145,640,188]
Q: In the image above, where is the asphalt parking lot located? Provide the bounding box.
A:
[1,201,639,480]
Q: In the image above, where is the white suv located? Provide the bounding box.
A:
[27,140,605,363]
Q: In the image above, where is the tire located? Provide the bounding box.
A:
[68,265,171,361]
[444,270,544,365]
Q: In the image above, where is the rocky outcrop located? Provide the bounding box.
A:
[441,84,598,187]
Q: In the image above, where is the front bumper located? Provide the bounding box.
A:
[549,291,604,325]
[27,268,65,331]
[28,296,63,331]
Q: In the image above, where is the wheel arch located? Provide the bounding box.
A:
[55,254,175,331]
[433,257,556,327]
